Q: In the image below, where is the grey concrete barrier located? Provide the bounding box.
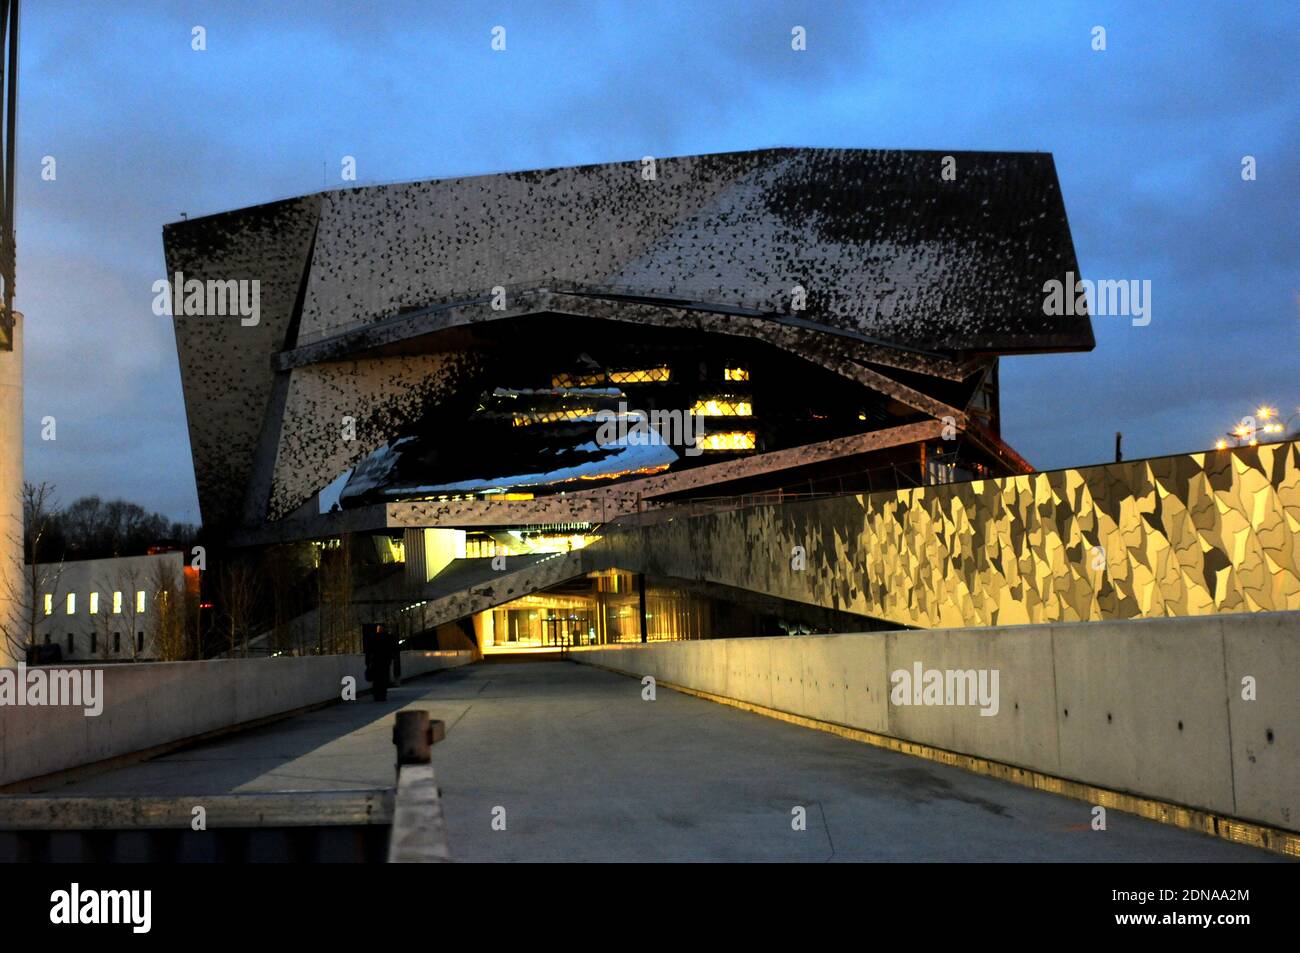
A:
[570,611,1299,832]
[387,763,452,863]
[0,650,474,788]
[0,789,396,862]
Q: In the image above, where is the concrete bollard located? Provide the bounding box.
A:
[390,710,452,857]
[392,710,446,775]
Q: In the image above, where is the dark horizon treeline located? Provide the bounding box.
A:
[27,492,199,563]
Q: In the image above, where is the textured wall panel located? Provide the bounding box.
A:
[597,442,1300,628]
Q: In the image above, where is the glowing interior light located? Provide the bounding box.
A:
[691,397,752,416]
[698,431,757,451]
[512,407,596,427]
[609,367,670,384]
[551,372,606,388]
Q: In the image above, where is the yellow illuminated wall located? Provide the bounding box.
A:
[609,366,670,384]
[597,442,1300,628]
[692,397,752,416]
[856,444,1300,626]
[698,431,756,451]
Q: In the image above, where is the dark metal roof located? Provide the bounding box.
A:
[163,147,1093,534]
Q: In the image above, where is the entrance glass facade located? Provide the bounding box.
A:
[480,570,893,651]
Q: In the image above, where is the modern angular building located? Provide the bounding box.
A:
[164,148,1096,650]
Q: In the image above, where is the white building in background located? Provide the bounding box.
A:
[32,550,189,662]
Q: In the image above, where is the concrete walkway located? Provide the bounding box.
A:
[54,660,1285,862]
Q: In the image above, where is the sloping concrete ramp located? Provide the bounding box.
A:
[31,659,1291,862]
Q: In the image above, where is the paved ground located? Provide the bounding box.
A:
[54,660,1285,862]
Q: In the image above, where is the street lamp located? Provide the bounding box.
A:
[1217,406,1300,449]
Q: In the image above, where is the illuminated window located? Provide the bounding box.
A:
[66,593,76,614]
[512,407,596,427]
[90,592,99,614]
[113,591,123,614]
[698,431,757,452]
[691,397,753,417]
[43,594,52,616]
[609,367,670,384]
[724,366,749,381]
[136,590,146,613]
[551,372,606,388]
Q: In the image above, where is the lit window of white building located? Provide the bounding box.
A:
[89,592,99,614]
[113,591,122,614]
[66,593,76,615]
[136,590,146,613]
[43,593,52,616]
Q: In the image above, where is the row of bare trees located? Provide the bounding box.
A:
[215,536,362,657]
[213,535,420,658]
[34,493,197,562]
[87,560,192,662]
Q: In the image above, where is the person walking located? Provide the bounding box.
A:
[362,622,396,701]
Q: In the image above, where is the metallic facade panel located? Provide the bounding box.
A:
[297,148,1092,354]
[165,148,1094,534]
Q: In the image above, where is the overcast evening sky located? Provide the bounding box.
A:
[18,1,1300,523]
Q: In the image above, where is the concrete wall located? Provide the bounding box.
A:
[571,611,1299,832]
[0,649,473,787]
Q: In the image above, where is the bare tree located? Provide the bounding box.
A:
[58,495,175,560]
[261,543,320,656]
[149,559,188,661]
[120,566,146,660]
[317,535,355,654]
[1,482,63,663]
[216,560,262,658]
[90,593,114,661]
[92,565,145,660]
